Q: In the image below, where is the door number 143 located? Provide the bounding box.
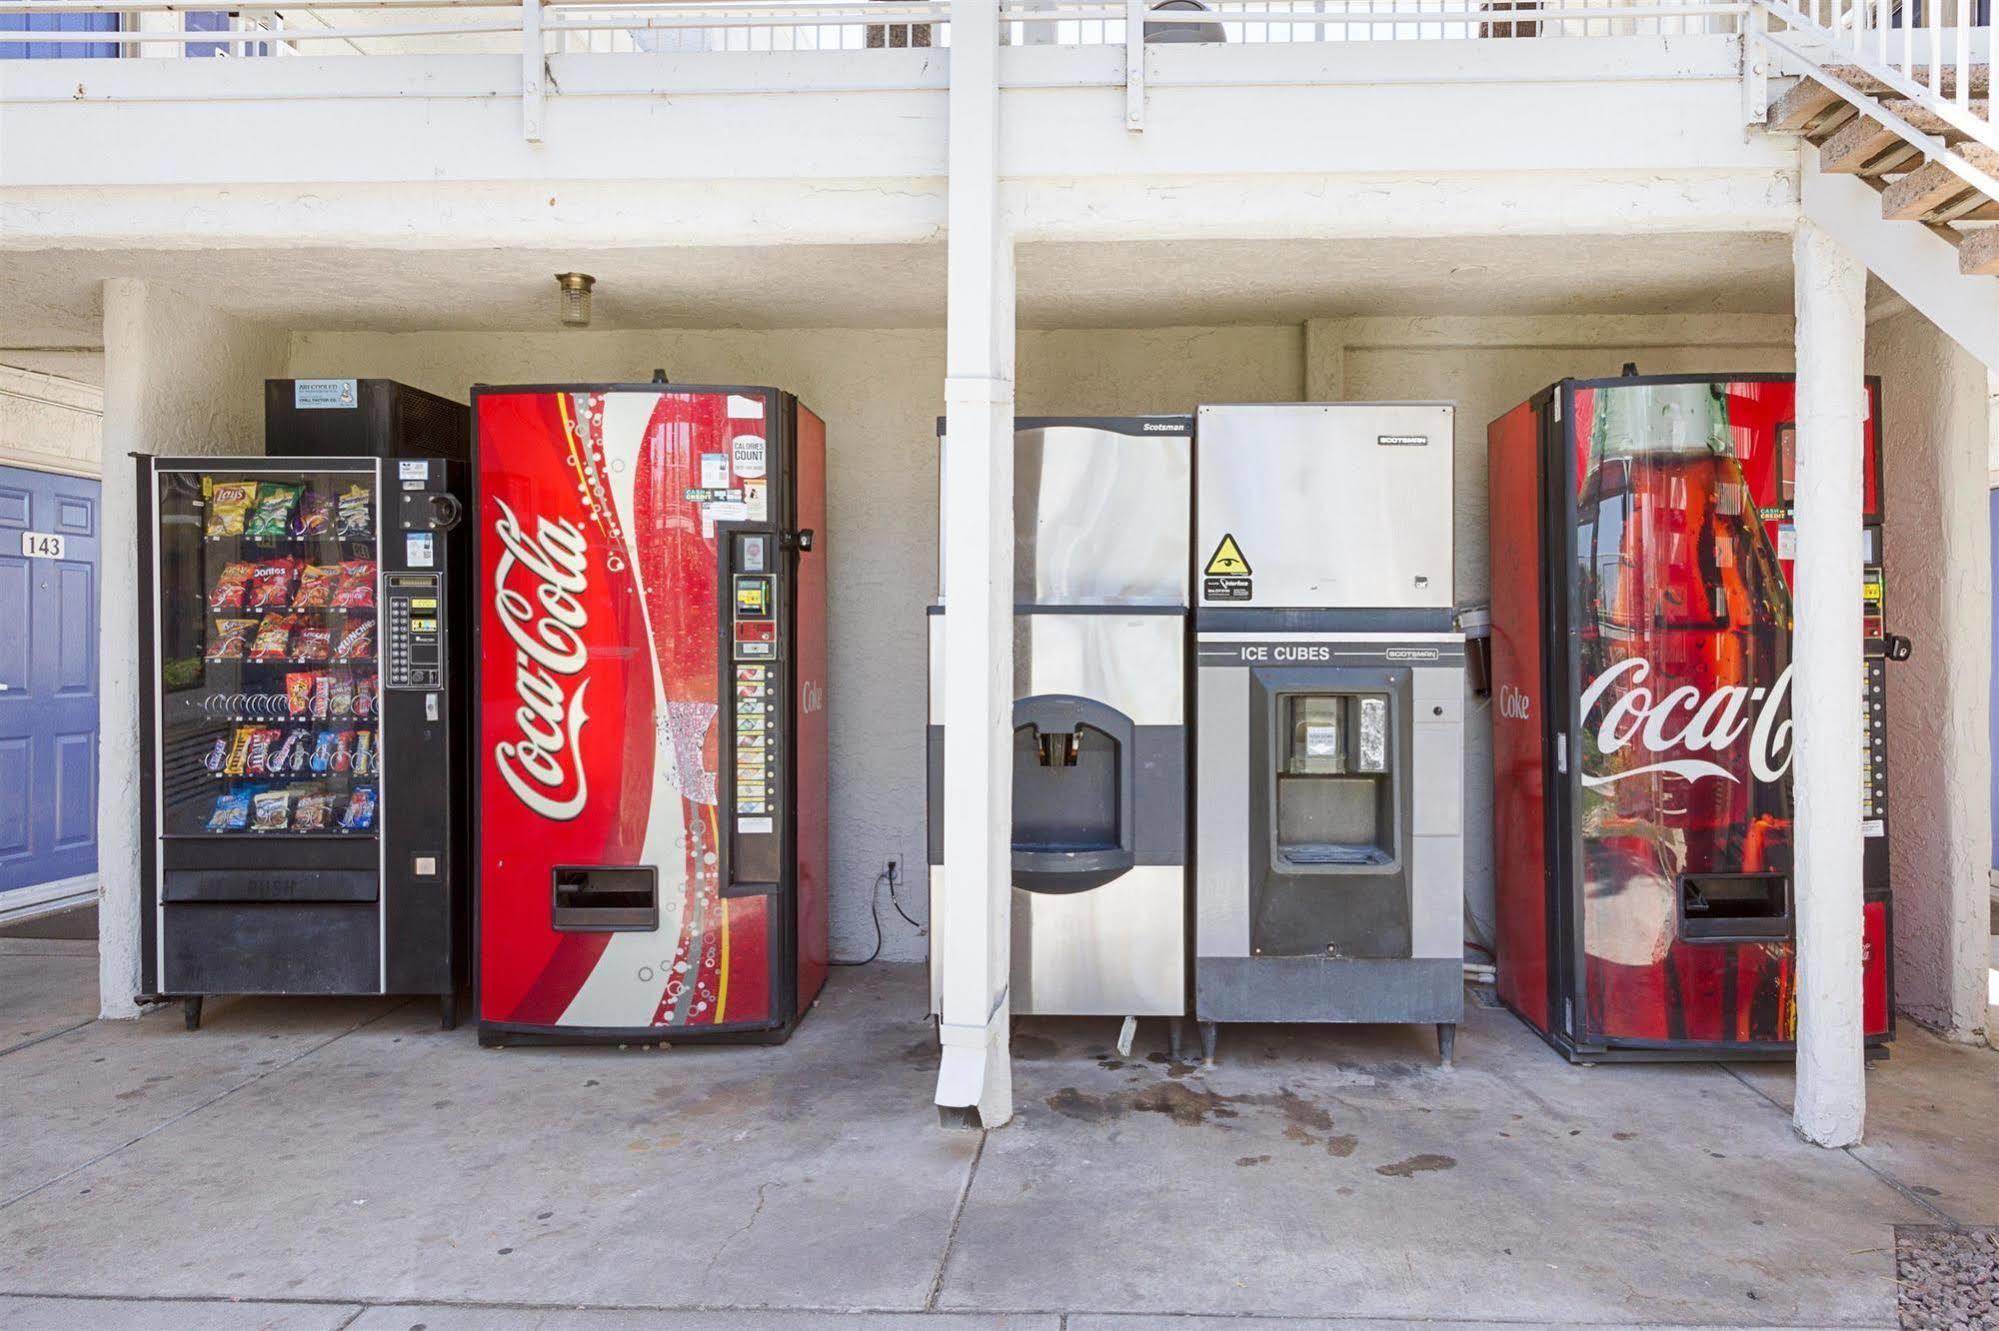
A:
[19,531,64,560]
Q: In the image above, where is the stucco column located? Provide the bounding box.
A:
[1303,317,1349,401]
[1791,221,1869,1147]
[933,0,1015,1130]
[97,279,286,1019]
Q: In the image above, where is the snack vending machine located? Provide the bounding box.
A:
[1487,373,1897,1061]
[138,428,471,1029]
[1192,403,1467,1064]
[473,382,829,1045]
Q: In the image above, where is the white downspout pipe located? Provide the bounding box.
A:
[934,0,1016,1130]
[1792,219,1870,1148]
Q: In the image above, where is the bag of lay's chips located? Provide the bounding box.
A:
[206,483,256,538]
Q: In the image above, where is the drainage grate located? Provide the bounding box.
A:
[1895,1223,1998,1330]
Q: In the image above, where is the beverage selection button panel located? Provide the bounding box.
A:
[734,663,777,827]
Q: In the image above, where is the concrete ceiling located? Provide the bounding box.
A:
[1,231,1799,362]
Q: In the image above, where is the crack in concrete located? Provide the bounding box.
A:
[700,1179,781,1293]
[1717,1062,1962,1229]
[923,1128,986,1312]
[0,1016,98,1060]
[0,998,412,1213]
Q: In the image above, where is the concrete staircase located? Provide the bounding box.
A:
[1769,65,1999,278]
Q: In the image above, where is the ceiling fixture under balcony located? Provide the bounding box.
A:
[555,272,596,328]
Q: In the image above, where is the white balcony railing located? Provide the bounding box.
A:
[0,0,1752,60]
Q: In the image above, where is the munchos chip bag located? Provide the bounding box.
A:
[333,619,375,662]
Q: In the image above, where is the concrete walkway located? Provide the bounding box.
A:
[0,953,1992,1330]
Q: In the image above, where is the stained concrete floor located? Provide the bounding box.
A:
[0,946,1994,1331]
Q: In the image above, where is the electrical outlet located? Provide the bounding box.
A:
[885,854,903,886]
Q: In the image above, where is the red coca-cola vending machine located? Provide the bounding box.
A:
[1488,372,1899,1061]
[473,381,829,1045]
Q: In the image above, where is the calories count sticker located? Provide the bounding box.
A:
[731,435,767,480]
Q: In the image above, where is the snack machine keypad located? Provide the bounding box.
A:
[386,573,444,690]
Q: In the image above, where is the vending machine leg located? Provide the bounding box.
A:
[1437,1022,1456,1067]
[1167,1016,1186,1063]
[439,992,459,1032]
[182,997,203,1032]
[1199,1020,1218,1068]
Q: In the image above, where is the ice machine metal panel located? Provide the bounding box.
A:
[1196,403,1455,611]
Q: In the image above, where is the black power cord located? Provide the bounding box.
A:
[886,861,924,932]
[830,868,892,967]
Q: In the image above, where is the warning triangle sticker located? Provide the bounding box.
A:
[1204,533,1252,577]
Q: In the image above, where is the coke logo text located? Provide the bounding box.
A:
[1580,656,1792,790]
[1498,683,1533,722]
[491,499,594,820]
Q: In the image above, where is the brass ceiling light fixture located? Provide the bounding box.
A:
[555,272,596,328]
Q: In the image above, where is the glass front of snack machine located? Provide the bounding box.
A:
[156,463,381,841]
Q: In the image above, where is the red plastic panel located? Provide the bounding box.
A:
[1487,399,1551,1031]
[792,406,830,1016]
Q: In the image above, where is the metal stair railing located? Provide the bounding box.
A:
[1751,0,1999,200]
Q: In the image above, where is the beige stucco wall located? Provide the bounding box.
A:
[1866,304,1992,1040]
[0,365,103,479]
[100,280,288,1017]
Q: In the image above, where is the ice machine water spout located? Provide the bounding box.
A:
[1011,694,1136,894]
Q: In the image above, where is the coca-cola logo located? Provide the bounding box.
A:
[1580,656,1792,790]
[491,499,593,820]
[1498,683,1532,722]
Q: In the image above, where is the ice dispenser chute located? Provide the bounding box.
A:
[1276,693,1397,869]
[1011,694,1136,893]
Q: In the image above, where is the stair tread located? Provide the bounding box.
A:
[1821,114,1920,174]
[1823,63,1989,97]
[1770,79,1846,133]
[1881,150,1999,221]
[1959,224,1999,274]
[1879,98,1990,139]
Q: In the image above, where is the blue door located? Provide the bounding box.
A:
[0,4,119,58]
[0,467,99,906]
